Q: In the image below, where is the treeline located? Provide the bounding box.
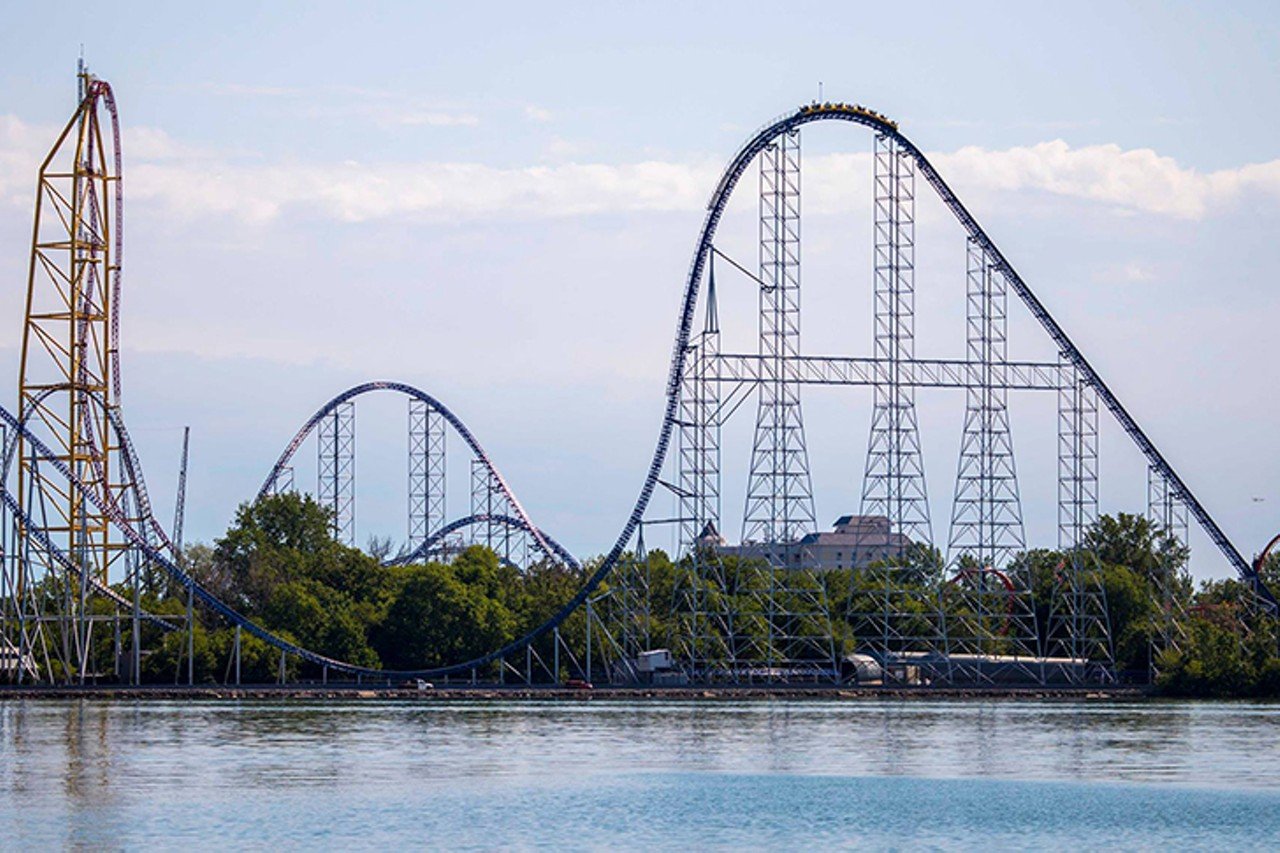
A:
[80,496,1280,695]
[139,493,589,682]
[1152,581,1280,698]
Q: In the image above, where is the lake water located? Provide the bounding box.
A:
[1,698,1278,849]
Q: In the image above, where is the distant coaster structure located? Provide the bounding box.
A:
[1,73,1275,686]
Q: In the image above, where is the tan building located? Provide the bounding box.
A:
[710,514,911,570]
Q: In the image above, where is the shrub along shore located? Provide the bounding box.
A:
[17,495,1280,698]
[0,684,1148,701]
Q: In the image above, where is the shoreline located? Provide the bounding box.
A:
[0,684,1150,702]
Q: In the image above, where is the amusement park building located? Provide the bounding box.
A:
[710,515,912,570]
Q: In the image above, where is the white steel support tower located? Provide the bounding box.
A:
[408,399,445,553]
[470,459,524,566]
[677,255,766,678]
[1147,465,1190,651]
[1057,362,1099,552]
[743,128,816,562]
[317,401,355,546]
[947,238,1026,570]
[678,258,722,555]
[859,133,931,557]
[945,239,1039,678]
[850,134,941,678]
[1047,362,1113,677]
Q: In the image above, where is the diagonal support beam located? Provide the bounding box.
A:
[859,132,931,554]
[712,354,1065,390]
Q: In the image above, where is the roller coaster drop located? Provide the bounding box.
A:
[1,74,1274,686]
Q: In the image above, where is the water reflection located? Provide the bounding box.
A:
[1,699,1277,847]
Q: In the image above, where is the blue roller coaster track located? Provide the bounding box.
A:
[3,101,1273,683]
[255,380,572,570]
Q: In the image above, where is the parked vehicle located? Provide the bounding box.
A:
[399,678,434,691]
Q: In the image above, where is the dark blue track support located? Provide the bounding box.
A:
[3,102,1269,684]
[688,103,1274,609]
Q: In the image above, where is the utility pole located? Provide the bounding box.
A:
[175,427,192,686]
[174,427,189,554]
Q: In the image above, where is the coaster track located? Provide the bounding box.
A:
[3,96,1273,683]
[255,380,571,569]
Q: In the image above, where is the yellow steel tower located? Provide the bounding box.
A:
[17,66,128,612]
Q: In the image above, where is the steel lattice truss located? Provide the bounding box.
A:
[317,401,356,546]
[1046,362,1112,674]
[408,398,445,551]
[1058,363,1100,551]
[471,458,527,567]
[743,128,816,552]
[652,107,1276,686]
[948,239,1026,570]
[663,124,1140,683]
[1148,466,1192,652]
[860,133,931,554]
[256,381,566,572]
[4,90,1274,688]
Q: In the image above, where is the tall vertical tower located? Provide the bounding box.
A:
[317,401,356,546]
[742,128,816,559]
[859,133,931,557]
[18,67,128,588]
[408,398,446,552]
[947,238,1025,570]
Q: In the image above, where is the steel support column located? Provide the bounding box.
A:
[948,238,1026,569]
[1058,363,1099,551]
[408,399,445,552]
[850,134,941,681]
[471,459,524,565]
[743,127,816,559]
[317,401,355,546]
[859,133,931,556]
[1148,465,1190,652]
[678,257,722,555]
[1046,361,1112,679]
[943,239,1039,681]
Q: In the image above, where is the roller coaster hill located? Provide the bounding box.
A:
[1,72,1277,689]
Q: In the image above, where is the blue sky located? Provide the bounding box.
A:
[2,1,1280,579]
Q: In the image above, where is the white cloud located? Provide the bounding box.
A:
[197,82,302,98]
[544,136,587,160]
[524,105,553,123]
[300,102,479,128]
[932,140,1280,219]
[3,115,1280,224]
[397,111,479,127]
[1095,261,1157,284]
[120,157,718,223]
[175,82,482,129]
[1120,261,1155,282]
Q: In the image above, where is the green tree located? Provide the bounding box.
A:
[1155,617,1255,697]
[261,580,381,668]
[375,562,516,670]
[1083,512,1188,581]
[1099,562,1157,672]
[212,493,339,612]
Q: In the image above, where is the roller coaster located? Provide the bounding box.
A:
[1,72,1275,686]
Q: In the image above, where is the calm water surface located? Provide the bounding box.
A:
[1,698,1277,849]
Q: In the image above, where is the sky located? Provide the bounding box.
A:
[2,1,1280,580]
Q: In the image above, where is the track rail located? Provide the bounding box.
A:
[256,381,564,569]
[6,102,1269,681]
[393,512,579,569]
[0,489,177,631]
[704,103,1273,608]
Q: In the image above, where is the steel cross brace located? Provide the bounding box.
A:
[711,354,1066,390]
